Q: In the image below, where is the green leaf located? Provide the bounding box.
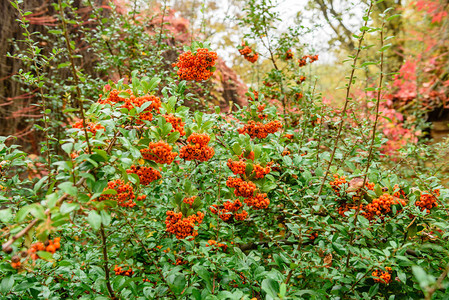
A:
[357,215,369,227]
[397,271,406,283]
[193,265,212,292]
[30,204,46,220]
[87,211,102,231]
[118,91,131,99]
[0,208,13,223]
[16,205,33,222]
[58,182,77,196]
[100,210,111,226]
[0,275,14,294]
[167,131,181,143]
[261,278,280,299]
[147,77,161,92]
[37,251,54,261]
[60,202,79,215]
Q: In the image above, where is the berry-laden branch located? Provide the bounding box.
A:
[2,177,85,252]
[345,8,385,270]
[58,0,92,154]
[316,2,374,199]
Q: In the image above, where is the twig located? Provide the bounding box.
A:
[100,225,117,299]
[316,2,374,199]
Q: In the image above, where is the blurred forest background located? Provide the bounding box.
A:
[0,0,448,149]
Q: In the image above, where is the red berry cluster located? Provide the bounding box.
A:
[27,237,61,261]
[416,189,439,212]
[248,90,259,101]
[244,193,270,210]
[98,89,129,105]
[206,240,228,251]
[140,141,178,164]
[285,49,294,60]
[227,159,246,175]
[372,267,392,284]
[126,165,161,185]
[164,114,186,137]
[179,133,215,162]
[257,103,267,120]
[330,174,347,197]
[114,265,134,277]
[362,193,405,220]
[99,179,136,208]
[298,76,306,84]
[298,54,319,67]
[210,200,248,222]
[238,44,259,63]
[173,48,218,81]
[165,211,204,239]
[226,177,256,197]
[72,120,105,135]
[227,156,271,178]
[237,120,282,139]
[183,196,197,208]
[253,164,271,179]
[122,94,162,124]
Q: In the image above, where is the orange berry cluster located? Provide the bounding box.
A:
[392,184,406,198]
[282,149,291,156]
[238,44,259,63]
[362,193,405,220]
[253,164,271,179]
[179,133,215,162]
[99,179,136,208]
[234,210,249,221]
[126,165,161,185]
[227,159,246,175]
[210,201,249,222]
[295,92,303,100]
[248,91,259,101]
[123,95,162,124]
[206,240,228,251]
[114,265,134,277]
[244,193,270,210]
[298,76,306,84]
[284,134,294,139]
[72,120,105,135]
[416,189,439,212]
[225,200,246,219]
[163,114,186,137]
[173,48,218,81]
[140,141,178,164]
[237,120,282,139]
[257,103,267,119]
[183,196,197,208]
[27,237,61,261]
[10,255,21,269]
[285,49,294,60]
[298,54,319,67]
[98,89,162,124]
[165,211,204,239]
[98,89,129,105]
[372,267,392,284]
[330,174,347,196]
[226,177,256,197]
